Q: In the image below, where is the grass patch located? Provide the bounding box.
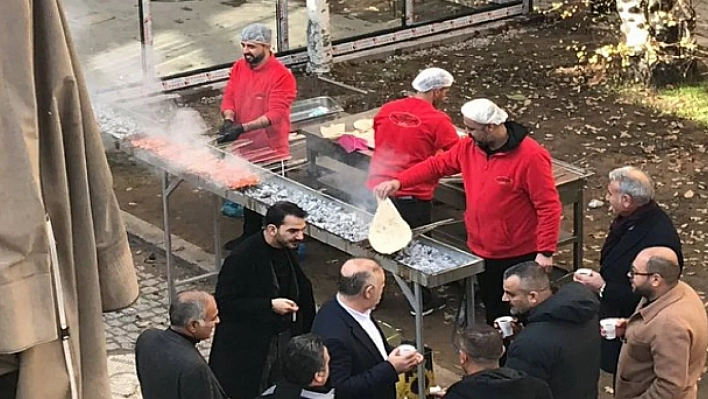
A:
[615,81,708,127]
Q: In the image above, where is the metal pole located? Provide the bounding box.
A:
[465,276,475,326]
[213,195,223,271]
[276,0,289,52]
[414,283,426,399]
[522,0,533,14]
[162,172,176,303]
[137,0,157,84]
[573,190,584,271]
[306,0,333,74]
[403,0,414,26]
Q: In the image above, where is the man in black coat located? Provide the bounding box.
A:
[436,324,552,399]
[574,166,683,375]
[502,261,601,399]
[209,201,316,399]
[311,258,423,399]
[257,334,335,399]
[135,290,227,399]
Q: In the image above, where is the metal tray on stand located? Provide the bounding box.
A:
[291,96,344,127]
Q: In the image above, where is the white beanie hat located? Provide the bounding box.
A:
[460,99,508,125]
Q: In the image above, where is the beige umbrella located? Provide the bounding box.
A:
[0,0,139,398]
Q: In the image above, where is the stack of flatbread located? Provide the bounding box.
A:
[368,198,413,254]
[352,118,375,148]
[319,118,375,148]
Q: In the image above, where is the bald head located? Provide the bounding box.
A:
[338,258,382,297]
[636,246,680,284]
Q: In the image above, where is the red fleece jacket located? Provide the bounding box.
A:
[221,57,297,157]
[397,134,562,259]
[366,97,460,199]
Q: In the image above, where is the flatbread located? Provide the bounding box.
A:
[368,198,412,254]
[353,118,374,131]
[320,123,346,139]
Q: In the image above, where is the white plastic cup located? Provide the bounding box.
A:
[397,344,418,355]
[575,268,594,276]
[495,316,515,338]
[601,318,620,340]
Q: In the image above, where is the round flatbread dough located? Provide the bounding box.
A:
[320,123,346,139]
[353,118,374,132]
[368,198,413,254]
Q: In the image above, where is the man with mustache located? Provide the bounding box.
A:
[217,23,298,248]
[209,201,316,399]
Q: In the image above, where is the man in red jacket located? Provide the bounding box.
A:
[374,99,561,325]
[217,23,297,249]
[366,67,461,315]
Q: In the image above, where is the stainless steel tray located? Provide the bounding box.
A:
[290,96,343,125]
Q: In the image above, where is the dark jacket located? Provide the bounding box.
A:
[311,298,398,399]
[599,202,683,373]
[256,382,335,399]
[135,328,228,399]
[209,232,316,399]
[505,282,601,399]
[443,367,553,399]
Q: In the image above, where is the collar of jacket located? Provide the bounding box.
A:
[634,281,687,323]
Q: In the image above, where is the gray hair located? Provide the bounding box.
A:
[169,290,210,327]
[337,271,372,297]
[608,166,655,205]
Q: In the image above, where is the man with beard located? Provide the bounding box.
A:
[502,261,600,399]
[574,166,683,378]
[611,247,707,399]
[366,67,460,316]
[374,99,562,325]
[209,201,316,399]
[217,23,297,247]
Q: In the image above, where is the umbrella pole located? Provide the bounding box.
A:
[45,217,79,399]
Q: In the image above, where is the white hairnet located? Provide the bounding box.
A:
[460,99,508,125]
[412,68,454,92]
[241,23,272,45]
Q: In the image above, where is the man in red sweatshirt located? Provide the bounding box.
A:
[217,23,297,249]
[374,99,561,325]
[366,67,461,315]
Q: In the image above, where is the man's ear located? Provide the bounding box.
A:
[265,224,277,235]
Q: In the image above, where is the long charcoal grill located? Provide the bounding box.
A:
[102,100,483,397]
[118,138,483,289]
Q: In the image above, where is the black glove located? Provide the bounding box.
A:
[216,120,245,144]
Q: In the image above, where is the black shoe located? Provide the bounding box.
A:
[409,297,446,316]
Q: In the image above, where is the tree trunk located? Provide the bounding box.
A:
[615,0,697,86]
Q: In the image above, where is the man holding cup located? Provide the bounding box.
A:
[501,261,600,399]
[574,166,683,376]
[312,258,424,399]
[605,247,707,399]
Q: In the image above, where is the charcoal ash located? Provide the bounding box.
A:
[245,180,370,242]
[396,241,466,273]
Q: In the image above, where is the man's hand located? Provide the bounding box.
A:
[387,348,424,373]
[373,180,402,199]
[601,318,628,339]
[573,270,605,292]
[535,253,553,272]
[216,120,245,144]
[271,298,298,315]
